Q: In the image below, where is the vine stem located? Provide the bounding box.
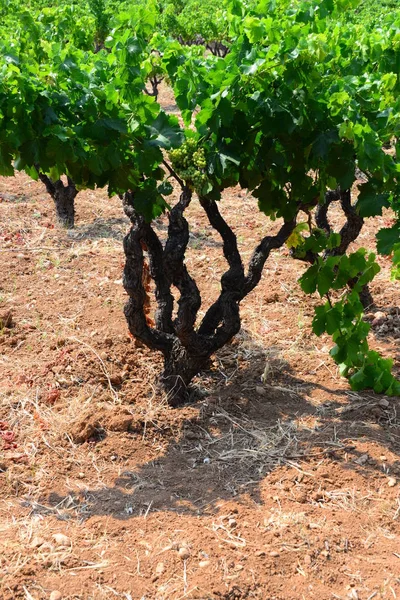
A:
[162,159,185,190]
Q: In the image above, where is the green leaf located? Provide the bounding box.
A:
[145,112,184,149]
[299,263,319,295]
[286,222,309,249]
[327,233,341,250]
[325,306,343,335]
[157,180,173,195]
[376,225,400,255]
[312,305,327,336]
[357,183,390,218]
[317,265,335,297]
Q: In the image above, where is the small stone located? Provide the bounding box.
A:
[269,551,280,557]
[52,533,71,547]
[374,311,386,321]
[372,312,387,326]
[387,477,397,487]
[178,547,190,560]
[234,564,244,571]
[304,554,312,565]
[228,518,237,528]
[50,592,62,600]
[378,399,390,408]
[354,454,369,465]
[77,472,85,479]
[31,536,45,548]
[380,455,387,462]
[155,562,165,575]
[255,551,265,557]
[199,560,210,568]
[256,386,267,396]
[203,457,211,464]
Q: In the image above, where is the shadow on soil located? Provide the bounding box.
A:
[66,216,223,251]
[42,332,400,522]
[67,217,129,241]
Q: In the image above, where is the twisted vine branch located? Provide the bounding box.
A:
[122,190,298,404]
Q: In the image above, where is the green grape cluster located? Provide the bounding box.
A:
[169,139,208,191]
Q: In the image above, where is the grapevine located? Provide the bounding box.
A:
[0,0,398,403]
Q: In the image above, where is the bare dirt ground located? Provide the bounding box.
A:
[1,88,400,600]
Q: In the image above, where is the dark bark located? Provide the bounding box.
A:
[325,189,363,258]
[37,172,77,228]
[206,41,229,57]
[122,190,297,406]
[315,189,340,233]
[160,339,208,407]
[177,35,229,57]
[122,198,174,355]
[144,75,164,100]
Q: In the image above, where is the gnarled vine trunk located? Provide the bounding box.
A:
[122,189,296,406]
[38,173,78,228]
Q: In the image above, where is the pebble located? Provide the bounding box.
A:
[52,533,71,547]
[387,477,397,487]
[228,518,237,528]
[178,547,190,560]
[155,562,165,575]
[31,536,45,548]
[199,560,210,568]
[255,385,267,396]
[304,554,312,565]
[378,399,390,408]
[374,311,387,320]
[372,311,387,327]
[49,591,62,600]
[354,454,369,465]
[269,550,280,557]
